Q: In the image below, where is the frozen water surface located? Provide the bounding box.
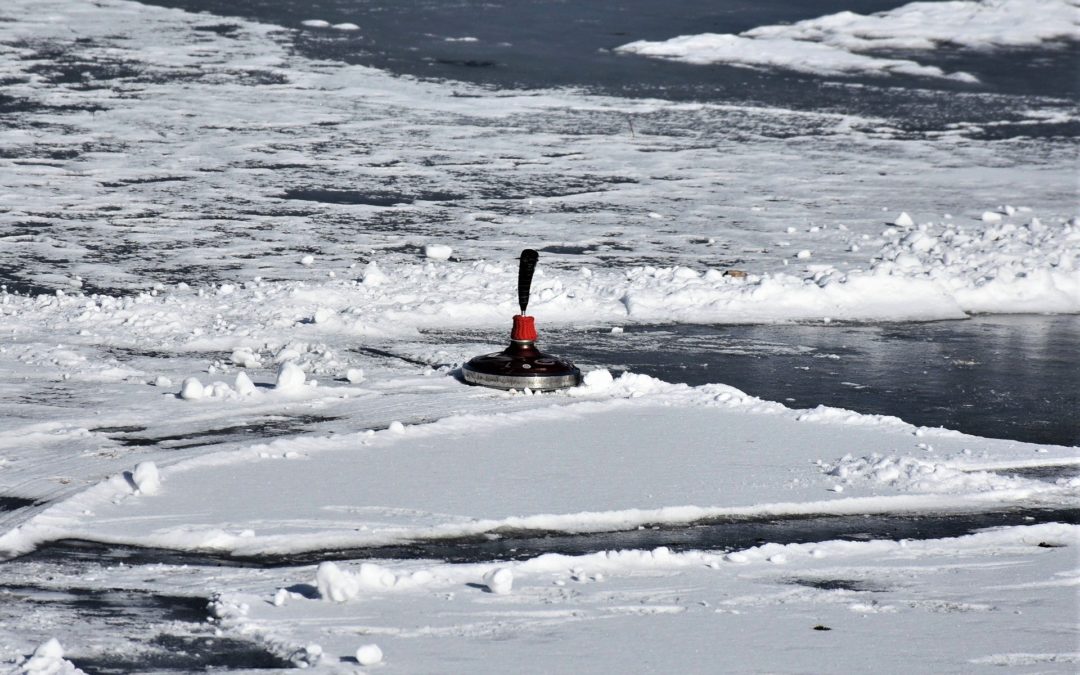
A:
[0,0,1076,294]
[0,0,1077,672]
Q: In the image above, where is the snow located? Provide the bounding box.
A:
[179,377,205,400]
[618,32,976,81]
[13,640,83,675]
[345,368,365,384]
[423,244,453,261]
[274,361,307,391]
[355,644,383,666]
[617,0,1079,81]
[190,523,1078,672]
[130,461,160,495]
[3,378,1075,560]
[482,567,514,595]
[0,0,1075,671]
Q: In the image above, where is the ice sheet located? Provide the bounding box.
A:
[618,0,1080,81]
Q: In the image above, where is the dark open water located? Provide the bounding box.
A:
[142,0,1080,97]
[443,314,1080,447]
[142,0,1080,135]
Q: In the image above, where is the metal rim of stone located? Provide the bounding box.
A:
[461,364,581,391]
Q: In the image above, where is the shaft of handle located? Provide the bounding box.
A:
[518,249,539,314]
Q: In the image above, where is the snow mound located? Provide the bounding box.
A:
[180,375,260,401]
[355,644,383,666]
[131,461,161,495]
[275,362,307,391]
[871,217,1080,314]
[826,454,1033,493]
[482,567,514,595]
[180,377,205,400]
[14,639,85,675]
[424,244,453,261]
[570,370,676,398]
[315,561,428,602]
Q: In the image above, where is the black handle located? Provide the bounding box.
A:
[518,249,539,314]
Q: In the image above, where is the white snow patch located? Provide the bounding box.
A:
[179,377,205,400]
[355,644,384,666]
[345,368,365,384]
[234,371,257,397]
[14,639,84,675]
[275,362,306,391]
[482,567,514,595]
[131,462,161,495]
[424,244,453,261]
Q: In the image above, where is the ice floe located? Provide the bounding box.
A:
[618,0,1079,81]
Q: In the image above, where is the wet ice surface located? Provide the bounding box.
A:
[454,314,1080,446]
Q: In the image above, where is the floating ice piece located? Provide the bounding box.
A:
[316,562,359,602]
[424,244,453,261]
[581,368,615,391]
[388,421,405,434]
[893,211,914,227]
[132,461,161,495]
[355,644,383,666]
[619,0,1074,81]
[345,368,365,384]
[230,348,260,368]
[275,362,306,391]
[981,211,1003,223]
[154,375,172,388]
[301,19,330,28]
[617,33,976,82]
[362,261,388,286]
[273,588,289,606]
[18,638,82,675]
[234,371,257,396]
[332,22,360,31]
[483,567,514,594]
[796,249,812,259]
[180,377,205,400]
[300,255,315,266]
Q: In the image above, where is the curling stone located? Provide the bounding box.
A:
[461,249,581,391]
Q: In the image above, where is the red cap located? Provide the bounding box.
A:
[511,315,537,341]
